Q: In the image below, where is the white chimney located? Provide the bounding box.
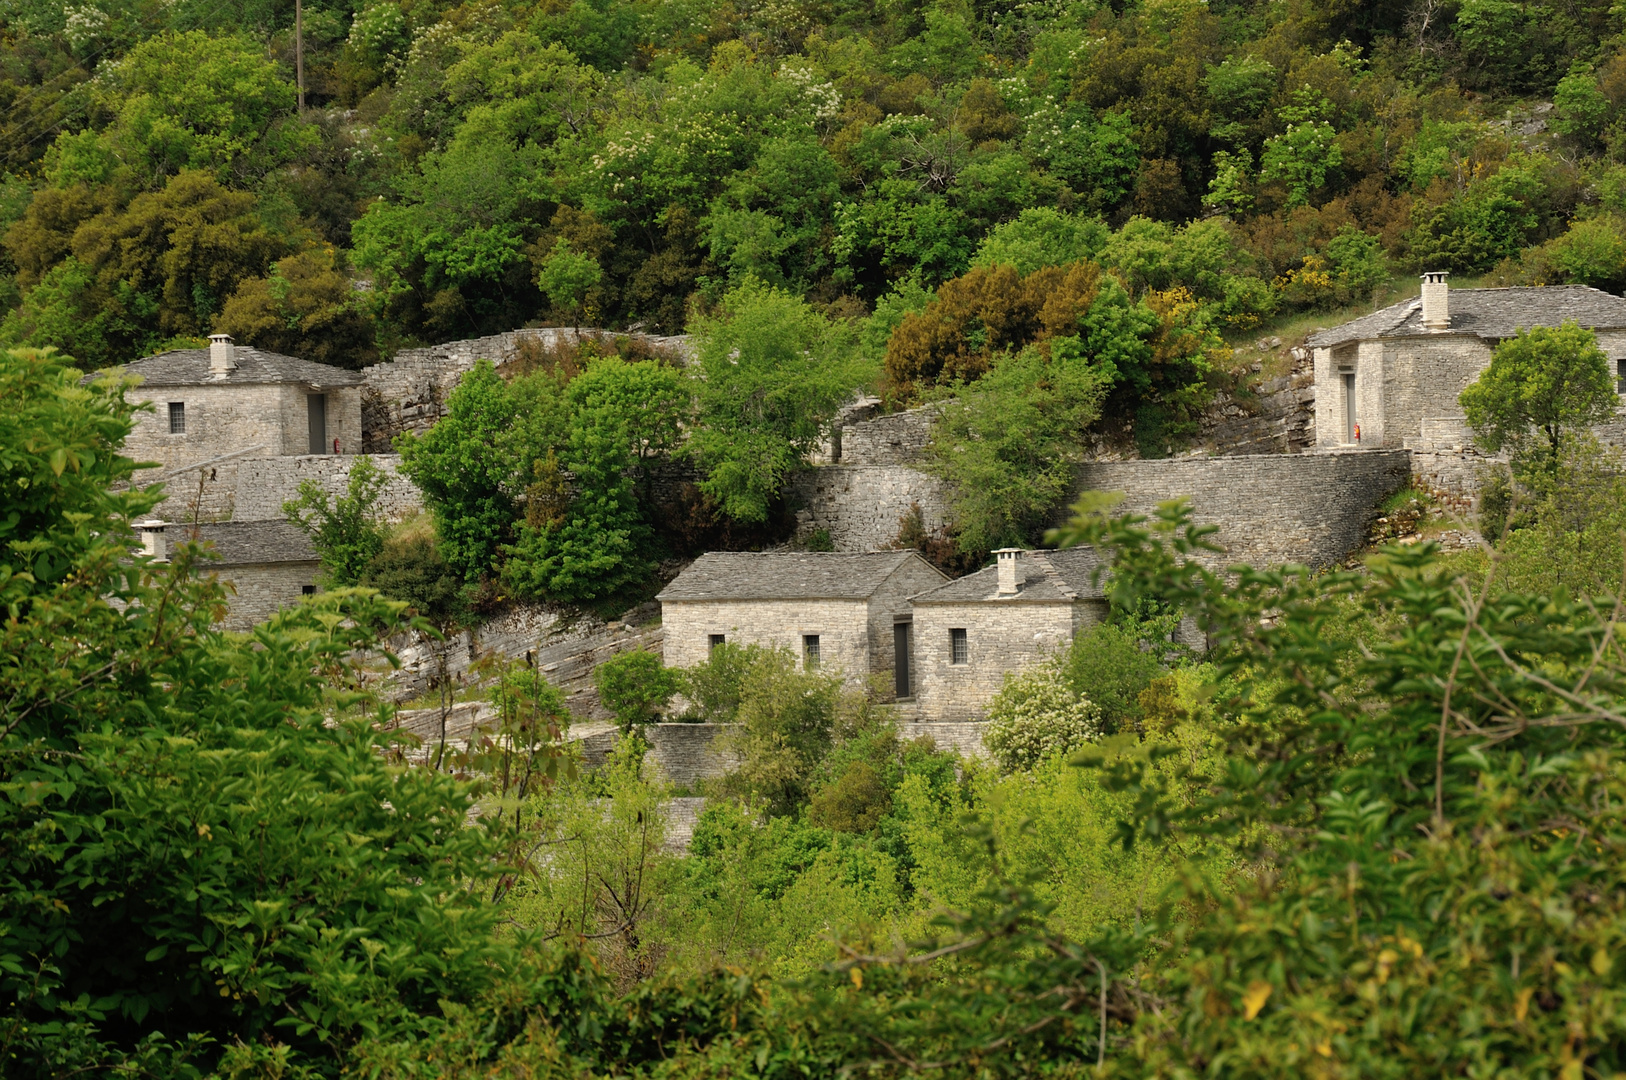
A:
[208,333,236,377]
[995,548,1025,596]
[137,519,169,562]
[1421,271,1449,330]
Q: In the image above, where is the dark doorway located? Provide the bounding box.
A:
[893,622,911,698]
[1342,372,1356,443]
[308,393,327,454]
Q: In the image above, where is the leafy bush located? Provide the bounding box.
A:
[594,649,681,732]
[1061,620,1166,733]
[677,641,767,723]
[719,647,845,816]
[282,453,389,586]
[0,348,507,1074]
[808,760,892,833]
[983,658,1103,771]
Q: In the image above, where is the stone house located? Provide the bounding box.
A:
[135,518,320,633]
[656,551,949,693]
[908,548,1110,722]
[1308,276,1626,450]
[113,334,364,475]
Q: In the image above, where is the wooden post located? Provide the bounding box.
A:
[295,0,305,113]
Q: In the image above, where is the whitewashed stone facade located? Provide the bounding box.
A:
[657,551,948,693]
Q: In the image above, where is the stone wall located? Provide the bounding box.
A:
[897,721,990,757]
[576,724,741,787]
[359,328,690,452]
[1070,450,1412,570]
[838,406,938,465]
[231,453,422,522]
[210,562,320,631]
[787,465,953,551]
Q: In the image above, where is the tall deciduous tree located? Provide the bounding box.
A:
[687,279,873,523]
[1459,320,1620,472]
[396,359,520,579]
[503,356,685,602]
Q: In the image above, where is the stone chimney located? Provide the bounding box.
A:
[1421,271,1450,330]
[137,519,168,562]
[995,548,1025,596]
[208,333,236,378]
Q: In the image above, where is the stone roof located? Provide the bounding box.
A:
[188,521,317,566]
[1306,286,1626,349]
[909,548,1107,604]
[101,347,365,388]
[657,551,943,602]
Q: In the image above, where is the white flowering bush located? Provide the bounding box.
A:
[983,658,1103,773]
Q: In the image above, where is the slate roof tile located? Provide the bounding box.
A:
[657,551,941,601]
[95,347,365,388]
[909,548,1107,604]
[1307,286,1626,349]
[184,521,318,566]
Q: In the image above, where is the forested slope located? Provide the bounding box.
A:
[3,0,1624,369]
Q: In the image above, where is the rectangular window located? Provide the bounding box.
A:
[168,402,186,434]
[709,633,726,651]
[950,628,968,665]
[803,634,820,667]
[301,585,317,596]
[1617,359,1626,393]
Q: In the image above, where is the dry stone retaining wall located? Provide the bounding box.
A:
[787,465,952,551]
[381,603,664,721]
[1069,450,1413,570]
[231,453,422,522]
[837,406,938,466]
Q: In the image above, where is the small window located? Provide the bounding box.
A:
[301,585,317,596]
[950,628,968,665]
[709,633,726,651]
[803,634,820,667]
[1617,359,1626,393]
[168,402,186,434]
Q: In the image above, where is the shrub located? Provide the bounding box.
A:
[1061,621,1166,733]
[282,453,389,586]
[679,642,768,723]
[595,649,681,733]
[808,760,892,833]
[984,658,1103,772]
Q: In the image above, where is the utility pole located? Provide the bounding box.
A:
[295,0,306,114]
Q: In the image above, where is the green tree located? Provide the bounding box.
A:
[0,347,507,1073]
[75,29,315,184]
[536,238,603,329]
[396,360,520,580]
[282,454,389,586]
[1459,321,1620,472]
[720,647,844,817]
[983,657,1103,772]
[687,279,873,523]
[594,649,681,733]
[503,356,685,602]
[1258,87,1341,209]
[216,247,380,369]
[927,338,1113,553]
[3,171,287,365]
